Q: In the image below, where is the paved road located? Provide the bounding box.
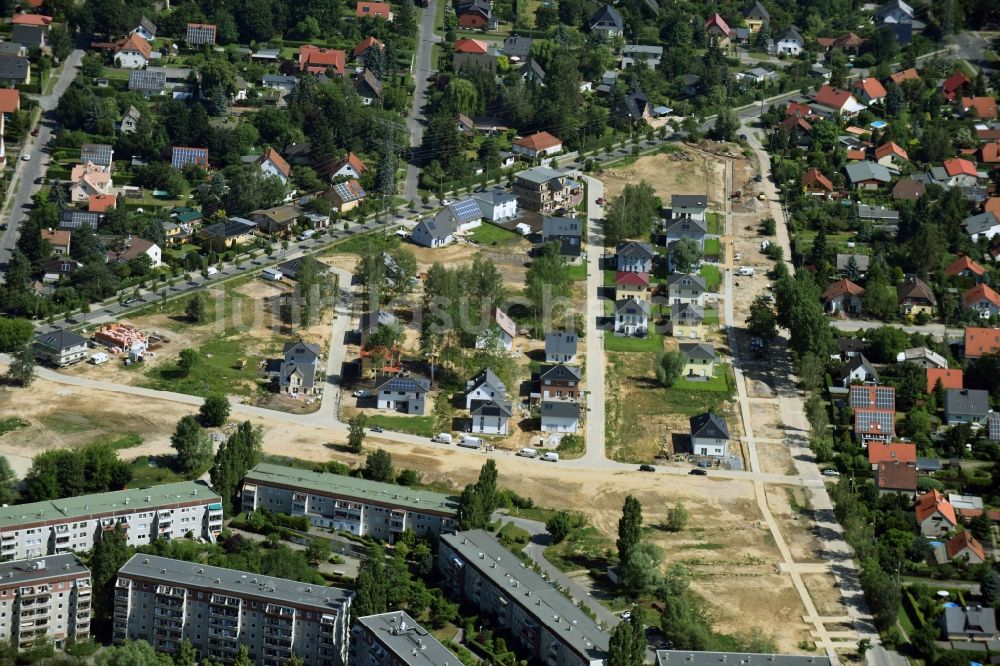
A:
[403,0,442,201]
[0,49,85,267]
[581,175,607,465]
[829,318,965,340]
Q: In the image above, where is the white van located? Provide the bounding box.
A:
[458,437,482,449]
[737,266,755,277]
[517,448,538,458]
[206,266,219,276]
[89,352,109,365]
[760,240,770,251]
[432,433,453,444]
[541,452,559,462]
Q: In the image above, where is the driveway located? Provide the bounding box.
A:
[581,175,607,465]
[403,0,442,201]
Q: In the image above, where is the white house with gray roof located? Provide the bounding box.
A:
[845,161,892,190]
[939,604,997,641]
[375,374,430,414]
[943,388,990,425]
[34,328,89,366]
[690,412,730,457]
[439,530,609,665]
[351,612,462,666]
[541,399,581,433]
[621,44,663,68]
[616,241,655,272]
[472,188,518,221]
[666,273,708,306]
[476,307,517,350]
[775,26,805,54]
[113,554,353,665]
[614,298,650,336]
[965,211,1000,242]
[465,368,513,434]
[589,4,624,38]
[668,194,708,222]
[545,330,578,363]
[275,341,321,395]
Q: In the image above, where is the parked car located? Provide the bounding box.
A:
[596,197,606,205]
[689,469,708,476]
[754,174,763,183]
[620,611,632,620]
[639,464,655,472]
[697,460,711,468]
[352,390,370,398]
[370,426,384,433]
[30,128,39,137]
[20,154,30,161]
[822,469,840,477]
[123,297,139,306]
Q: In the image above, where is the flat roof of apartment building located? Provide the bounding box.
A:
[356,611,460,665]
[0,554,89,588]
[244,463,459,517]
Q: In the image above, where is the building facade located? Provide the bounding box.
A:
[0,555,91,652]
[113,555,353,665]
[241,463,458,543]
[0,482,223,562]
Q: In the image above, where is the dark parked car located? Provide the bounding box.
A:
[689,469,707,476]
[370,426,384,433]
[639,464,655,472]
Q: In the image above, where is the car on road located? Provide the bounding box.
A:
[822,469,840,477]
[0,223,7,231]
[639,464,655,472]
[30,128,39,137]
[123,297,139,306]
[370,426,384,433]
[596,197,606,205]
[20,154,30,161]
[689,469,708,476]
[754,174,763,183]
[620,611,632,620]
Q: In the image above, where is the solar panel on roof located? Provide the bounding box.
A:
[450,198,482,222]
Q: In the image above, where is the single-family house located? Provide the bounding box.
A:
[456,0,495,29]
[664,217,708,249]
[802,168,834,196]
[775,26,805,55]
[874,141,908,167]
[965,327,1000,359]
[589,5,624,39]
[851,385,895,443]
[476,308,516,351]
[946,255,986,280]
[0,54,30,85]
[358,309,397,348]
[119,106,141,134]
[876,461,917,498]
[89,194,117,214]
[822,278,865,314]
[501,34,533,59]
[927,368,963,394]
[185,22,217,46]
[472,189,518,222]
[331,152,367,181]
[895,346,947,369]
[513,167,581,213]
[812,85,866,117]
[690,412,729,457]
[892,177,925,201]
[964,283,1000,318]
[105,236,162,268]
[960,95,998,119]
[256,147,291,185]
[298,45,346,76]
[680,342,717,378]
[128,68,166,95]
[858,206,900,229]
[453,38,496,73]
[621,44,663,69]
[10,13,51,49]
[545,331,578,364]
[535,364,581,401]
[897,276,936,318]
[412,199,482,248]
[80,144,114,172]
[69,170,112,202]
[199,217,257,249]
[540,400,580,433]
[840,353,879,387]
[355,69,383,105]
[942,72,970,100]
[275,341,321,396]
[930,158,981,188]
[541,216,583,260]
[250,205,300,237]
[132,16,157,41]
[670,302,705,339]
[114,34,152,69]
[329,179,366,212]
[737,67,779,84]
[511,131,562,160]
[939,605,997,641]
[42,258,82,283]
[41,228,71,256]
[357,1,393,19]
[668,194,708,222]
[614,298,649,336]
[617,91,653,124]
[934,531,986,566]
[943,388,990,425]
[171,146,209,170]
[666,273,707,306]
[845,161,892,190]
[375,375,429,414]
[914,489,957,537]
[615,271,650,302]
[965,211,1000,242]
[874,0,914,24]
[705,13,731,46]
[850,78,888,105]
[744,2,770,32]
[464,368,512,435]
[0,88,19,115]
[616,242,655,273]
[867,442,916,470]
[34,329,88,367]
[353,36,384,65]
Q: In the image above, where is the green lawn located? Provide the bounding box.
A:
[706,212,725,235]
[364,414,437,437]
[567,263,588,281]
[128,455,188,487]
[704,306,719,326]
[704,238,721,258]
[699,265,721,292]
[677,364,733,394]
[603,269,616,287]
[468,223,521,246]
[0,417,28,437]
[142,336,265,398]
[604,332,665,353]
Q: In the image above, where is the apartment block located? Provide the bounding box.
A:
[438,530,609,666]
[241,463,458,543]
[0,482,223,561]
[113,554,353,665]
[0,554,92,651]
[350,611,461,666]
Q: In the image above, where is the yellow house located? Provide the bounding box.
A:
[897,276,936,320]
[671,302,705,339]
[330,179,366,213]
[680,342,717,378]
[744,2,769,33]
[614,271,650,302]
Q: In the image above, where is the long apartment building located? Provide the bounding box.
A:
[241,463,459,543]
[350,611,461,666]
[0,554,92,652]
[113,554,353,666]
[0,482,223,561]
[438,530,609,666]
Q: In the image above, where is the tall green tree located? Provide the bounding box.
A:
[185,292,208,323]
[4,342,35,387]
[0,456,17,505]
[209,421,263,513]
[655,351,685,387]
[617,495,643,563]
[92,525,133,640]
[348,414,368,454]
[608,611,646,666]
[354,544,389,617]
[170,415,213,476]
[457,459,501,530]
[199,394,230,427]
[363,449,395,483]
[670,238,701,274]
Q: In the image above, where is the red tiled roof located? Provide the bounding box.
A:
[88,194,117,213]
[986,198,1000,218]
[454,38,489,54]
[942,72,970,98]
[334,152,367,175]
[41,228,71,247]
[944,158,977,177]
[513,131,562,152]
[889,68,919,85]
[780,116,812,133]
[927,368,963,393]
[946,255,986,277]
[117,33,151,59]
[786,102,813,118]
[356,1,392,18]
[705,13,731,36]
[980,142,1000,164]
[298,45,346,75]
[877,461,917,491]
[0,88,19,114]
[353,36,383,57]
[814,85,855,110]
[822,278,864,300]
[875,141,908,161]
[963,283,1000,308]
[914,489,957,526]
[961,96,998,119]
[957,508,1000,522]
[615,271,650,287]
[803,167,833,192]
[846,149,867,161]
[260,147,290,178]
[11,13,53,26]
[946,531,985,561]
[851,77,887,99]
[964,327,1000,358]
[868,442,916,466]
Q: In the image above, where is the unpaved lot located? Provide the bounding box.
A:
[601,145,732,210]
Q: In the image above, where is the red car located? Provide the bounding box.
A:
[596,197,606,205]
[30,128,39,137]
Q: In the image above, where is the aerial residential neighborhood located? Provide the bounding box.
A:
[0,0,997,665]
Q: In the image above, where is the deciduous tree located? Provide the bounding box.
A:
[199,394,231,427]
[348,414,368,454]
[617,495,642,563]
[170,415,213,476]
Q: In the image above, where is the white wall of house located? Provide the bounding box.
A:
[541,415,578,433]
[471,415,508,435]
[692,436,728,457]
[114,51,148,69]
[259,159,288,184]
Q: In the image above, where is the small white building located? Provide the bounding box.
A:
[472,189,518,222]
[540,400,579,433]
[545,330,577,363]
[690,412,729,457]
[374,374,429,414]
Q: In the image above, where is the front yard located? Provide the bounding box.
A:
[604,332,665,353]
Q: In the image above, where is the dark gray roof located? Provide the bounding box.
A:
[836,254,870,272]
[415,212,456,239]
[283,341,321,359]
[617,241,655,259]
[667,273,708,291]
[283,362,317,388]
[0,554,89,584]
[466,367,507,397]
[202,217,256,239]
[672,194,708,208]
[665,217,708,236]
[776,25,804,44]
[619,91,652,120]
[137,16,158,36]
[965,211,1000,235]
[524,58,546,83]
[541,400,580,419]
[374,375,430,394]
[658,652,831,666]
[840,353,878,381]
[539,363,582,382]
[944,389,990,417]
[690,412,729,440]
[516,165,564,185]
[545,330,578,357]
[359,309,397,332]
[129,68,166,91]
[940,605,997,637]
[857,204,900,222]
[501,34,532,58]
[916,457,942,471]
[60,209,103,229]
[680,342,716,361]
[0,53,29,81]
[119,554,353,609]
[615,298,651,316]
[845,161,892,184]
[472,188,517,206]
[356,612,462,665]
[81,143,113,167]
[671,302,705,321]
[35,328,87,352]
[590,4,624,30]
[542,216,582,238]
[744,2,770,20]
[11,24,44,48]
[470,400,513,418]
